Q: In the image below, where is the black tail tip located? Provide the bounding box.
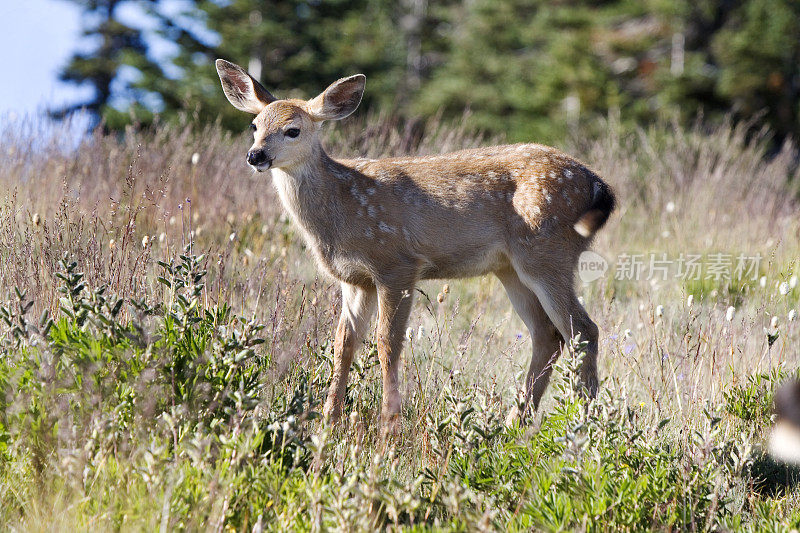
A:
[574,180,616,238]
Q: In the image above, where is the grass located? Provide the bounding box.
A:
[0,111,799,530]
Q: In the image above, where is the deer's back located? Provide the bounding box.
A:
[327,143,605,282]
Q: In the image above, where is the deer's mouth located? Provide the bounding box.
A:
[251,159,273,172]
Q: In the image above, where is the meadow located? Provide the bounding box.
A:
[0,112,799,530]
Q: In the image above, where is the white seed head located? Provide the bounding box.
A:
[770,316,779,329]
[141,235,149,247]
[725,306,736,322]
[790,275,798,289]
[417,325,426,339]
[686,295,694,308]
[191,152,200,166]
[229,232,236,242]
[760,276,767,288]
[789,309,797,322]
[779,282,791,296]
[665,201,676,213]
[655,305,664,317]
[405,327,414,341]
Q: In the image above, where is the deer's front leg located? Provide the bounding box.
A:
[375,284,415,435]
[323,283,376,423]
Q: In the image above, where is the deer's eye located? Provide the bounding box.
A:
[284,128,300,138]
[249,123,257,132]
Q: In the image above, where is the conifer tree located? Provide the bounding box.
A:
[52,0,162,129]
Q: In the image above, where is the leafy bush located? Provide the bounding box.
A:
[2,258,798,530]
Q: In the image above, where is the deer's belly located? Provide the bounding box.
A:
[419,246,508,280]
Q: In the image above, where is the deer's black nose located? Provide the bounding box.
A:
[247,149,270,166]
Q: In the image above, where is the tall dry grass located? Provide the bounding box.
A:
[1,110,799,529]
[2,112,798,401]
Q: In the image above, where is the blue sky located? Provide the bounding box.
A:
[0,1,89,116]
[0,0,197,118]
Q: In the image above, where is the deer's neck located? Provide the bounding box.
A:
[270,145,346,259]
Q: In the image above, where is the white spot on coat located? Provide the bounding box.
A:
[378,221,396,234]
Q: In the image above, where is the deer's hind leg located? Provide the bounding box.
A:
[513,264,600,399]
[323,282,377,423]
[497,268,564,426]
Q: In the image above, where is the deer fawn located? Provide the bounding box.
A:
[216,59,616,431]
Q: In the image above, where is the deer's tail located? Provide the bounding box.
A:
[574,179,616,238]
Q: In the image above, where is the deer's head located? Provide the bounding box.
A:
[215,59,365,172]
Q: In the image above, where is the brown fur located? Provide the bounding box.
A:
[215,59,616,432]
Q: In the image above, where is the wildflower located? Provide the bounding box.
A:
[141,235,149,247]
[191,152,200,166]
[789,310,797,322]
[779,282,791,295]
[623,329,632,339]
[655,305,664,317]
[770,316,779,329]
[437,292,445,303]
[229,232,236,242]
[725,306,736,321]
[109,238,116,250]
[686,295,694,308]
[665,201,676,213]
[32,213,41,226]
[405,327,414,341]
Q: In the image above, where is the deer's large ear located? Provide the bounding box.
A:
[215,59,277,114]
[306,74,366,121]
